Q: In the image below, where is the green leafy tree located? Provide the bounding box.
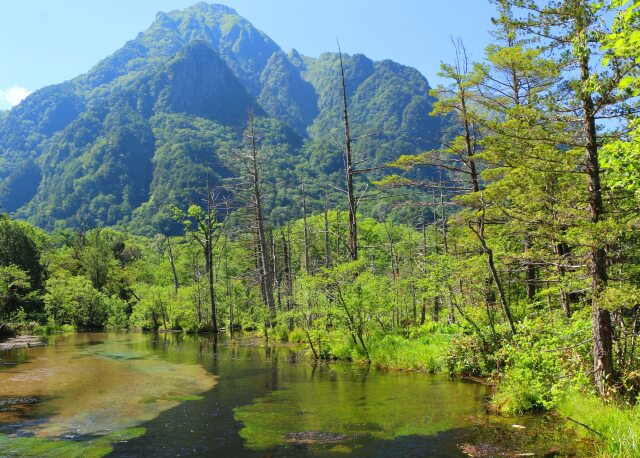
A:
[0,265,30,320]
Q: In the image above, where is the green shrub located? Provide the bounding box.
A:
[324,334,355,360]
[272,324,290,342]
[287,327,306,344]
[33,322,75,335]
[368,332,450,373]
[446,333,496,376]
[44,274,110,329]
[408,322,460,339]
[107,297,129,329]
[491,315,590,413]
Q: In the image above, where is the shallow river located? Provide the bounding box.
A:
[0,333,587,456]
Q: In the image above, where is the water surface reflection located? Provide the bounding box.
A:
[0,333,584,456]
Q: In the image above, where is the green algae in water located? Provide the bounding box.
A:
[1,333,585,456]
[139,393,204,404]
[0,333,216,438]
[234,367,486,450]
[92,351,146,360]
[0,427,146,457]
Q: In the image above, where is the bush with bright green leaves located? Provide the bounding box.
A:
[492,312,591,413]
[368,332,449,373]
[446,333,497,377]
[44,274,112,330]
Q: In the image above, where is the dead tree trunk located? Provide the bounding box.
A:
[166,237,179,296]
[471,222,516,335]
[246,111,276,319]
[205,187,218,334]
[338,47,358,261]
[225,255,233,332]
[301,180,310,274]
[324,190,331,268]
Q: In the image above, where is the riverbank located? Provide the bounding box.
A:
[285,323,455,374]
[278,322,635,458]
[557,392,640,457]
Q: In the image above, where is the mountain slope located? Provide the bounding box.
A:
[0,2,442,233]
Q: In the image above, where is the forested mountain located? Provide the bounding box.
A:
[0,2,440,233]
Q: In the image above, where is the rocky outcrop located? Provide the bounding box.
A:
[0,335,45,350]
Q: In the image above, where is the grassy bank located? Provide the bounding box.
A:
[281,318,638,457]
[558,392,640,457]
[283,322,457,374]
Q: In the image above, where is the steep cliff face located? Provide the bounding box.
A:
[0,3,442,233]
[151,40,257,124]
[258,51,318,135]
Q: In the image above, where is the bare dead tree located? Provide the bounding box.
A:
[338,44,358,261]
[242,110,276,320]
[166,236,179,296]
[301,179,311,274]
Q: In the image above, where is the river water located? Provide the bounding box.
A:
[0,333,587,456]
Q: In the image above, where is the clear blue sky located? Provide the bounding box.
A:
[0,1,497,109]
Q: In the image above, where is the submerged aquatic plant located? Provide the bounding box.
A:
[0,427,146,457]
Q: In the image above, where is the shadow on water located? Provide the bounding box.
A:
[109,334,285,456]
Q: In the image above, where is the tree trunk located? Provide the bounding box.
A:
[324,191,331,268]
[226,264,233,332]
[472,226,516,335]
[166,237,179,296]
[439,175,448,252]
[272,236,283,311]
[247,112,276,318]
[205,185,218,334]
[301,180,310,274]
[205,237,218,334]
[338,48,358,261]
[554,241,578,318]
[433,296,440,323]
[281,230,294,330]
[524,233,536,301]
[580,52,614,394]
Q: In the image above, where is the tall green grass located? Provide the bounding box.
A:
[327,323,457,372]
[558,392,640,457]
[367,332,451,373]
[291,323,457,372]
